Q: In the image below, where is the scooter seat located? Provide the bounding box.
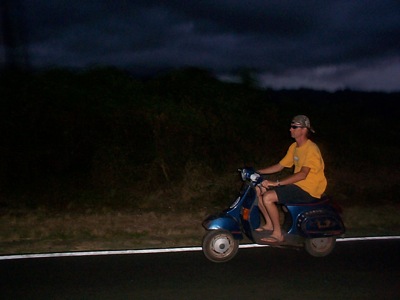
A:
[285,194,330,206]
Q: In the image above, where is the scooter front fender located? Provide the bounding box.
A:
[202,213,243,240]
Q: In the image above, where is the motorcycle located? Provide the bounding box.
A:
[202,168,345,263]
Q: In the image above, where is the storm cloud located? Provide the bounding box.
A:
[2,0,400,91]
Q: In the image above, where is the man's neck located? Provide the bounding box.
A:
[296,136,308,147]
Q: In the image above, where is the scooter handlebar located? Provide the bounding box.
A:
[238,168,262,184]
[250,173,260,182]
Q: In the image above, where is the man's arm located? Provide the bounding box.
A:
[257,163,284,175]
[268,166,310,187]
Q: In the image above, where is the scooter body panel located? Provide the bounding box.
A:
[202,212,243,239]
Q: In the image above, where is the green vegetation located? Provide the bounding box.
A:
[0,67,398,254]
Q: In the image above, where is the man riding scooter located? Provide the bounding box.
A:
[255,115,327,245]
[202,114,344,262]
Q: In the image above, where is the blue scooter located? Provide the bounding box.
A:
[202,168,345,263]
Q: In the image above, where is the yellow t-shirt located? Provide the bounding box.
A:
[279,139,327,198]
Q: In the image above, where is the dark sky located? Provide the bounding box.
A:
[1,0,399,92]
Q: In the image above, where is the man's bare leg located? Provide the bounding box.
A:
[261,191,284,242]
[255,187,273,232]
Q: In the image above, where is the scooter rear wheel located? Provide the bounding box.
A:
[202,230,239,263]
[304,237,336,257]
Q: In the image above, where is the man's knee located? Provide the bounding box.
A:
[262,191,278,205]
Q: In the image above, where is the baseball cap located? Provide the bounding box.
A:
[291,115,315,133]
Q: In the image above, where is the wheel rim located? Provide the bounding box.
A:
[212,235,231,254]
[310,237,333,252]
[208,233,236,258]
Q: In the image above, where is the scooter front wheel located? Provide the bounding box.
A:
[202,230,239,263]
[304,237,336,257]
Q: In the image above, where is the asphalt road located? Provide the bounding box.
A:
[1,239,399,299]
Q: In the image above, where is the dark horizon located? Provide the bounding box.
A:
[1,0,399,92]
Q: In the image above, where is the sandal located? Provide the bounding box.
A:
[255,227,273,233]
[260,235,285,244]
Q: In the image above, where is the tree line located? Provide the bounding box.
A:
[0,67,398,208]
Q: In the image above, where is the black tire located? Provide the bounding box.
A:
[202,230,239,263]
[304,237,336,257]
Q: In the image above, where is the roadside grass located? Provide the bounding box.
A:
[0,209,207,254]
[1,165,398,255]
[1,205,399,256]
[342,205,400,236]
[1,201,398,256]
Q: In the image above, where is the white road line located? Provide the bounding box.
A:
[1,236,399,261]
